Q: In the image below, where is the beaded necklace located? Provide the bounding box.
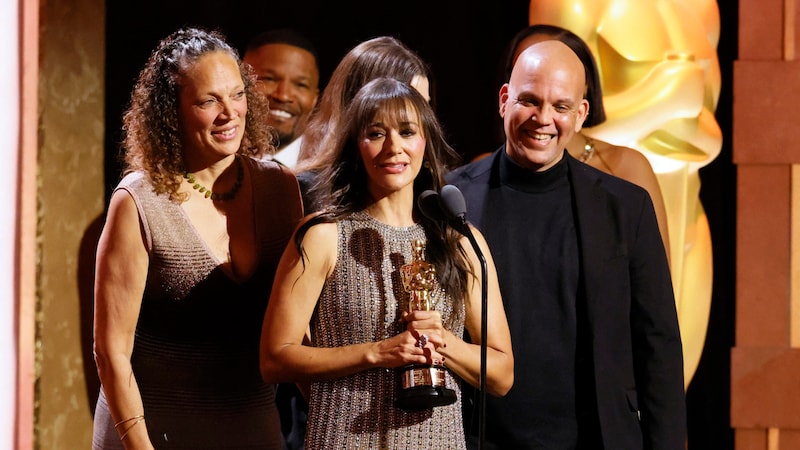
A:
[579,135,614,175]
[184,155,244,201]
[580,135,595,162]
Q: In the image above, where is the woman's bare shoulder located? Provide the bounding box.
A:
[597,140,658,183]
[296,218,338,255]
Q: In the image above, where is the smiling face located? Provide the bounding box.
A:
[358,100,426,200]
[500,40,589,171]
[179,51,247,162]
[243,43,319,148]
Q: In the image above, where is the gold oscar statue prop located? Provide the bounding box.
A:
[396,239,457,410]
[529,0,722,388]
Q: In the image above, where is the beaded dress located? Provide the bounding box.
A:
[304,211,466,450]
[92,158,303,450]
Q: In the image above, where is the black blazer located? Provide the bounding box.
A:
[447,148,686,450]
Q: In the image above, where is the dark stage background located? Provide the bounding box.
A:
[105,1,737,448]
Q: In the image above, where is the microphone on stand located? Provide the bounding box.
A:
[418,186,469,234]
[418,185,488,450]
[418,189,447,222]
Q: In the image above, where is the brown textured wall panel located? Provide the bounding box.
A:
[736,165,791,346]
[731,347,800,428]
[734,0,800,448]
[780,430,800,450]
[738,0,784,59]
[36,0,106,447]
[733,61,800,164]
[735,429,768,450]
[794,0,800,60]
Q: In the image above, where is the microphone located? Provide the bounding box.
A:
[419,185,470,235]
[439,185,470,236]
[417,185,488,450]
[418,189,447,222]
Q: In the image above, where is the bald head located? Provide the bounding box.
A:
[501,39,589,171]
[509,40,586,97]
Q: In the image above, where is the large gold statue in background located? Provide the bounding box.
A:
[529,0,722,388]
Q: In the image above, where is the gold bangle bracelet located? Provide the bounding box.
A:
[114,414,144,429]
[119,417,145,441]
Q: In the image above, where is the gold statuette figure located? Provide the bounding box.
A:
[396,239,456,410]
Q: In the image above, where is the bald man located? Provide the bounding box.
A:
[447,40,686,449]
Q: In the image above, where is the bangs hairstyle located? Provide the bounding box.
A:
[320,77,456,213]
[355,91,423,141]
[297,77,469,321]
[296,36,433,169]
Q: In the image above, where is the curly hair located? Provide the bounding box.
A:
[121,26,275,200]
[296,36,432,171]
[298,78,470,318]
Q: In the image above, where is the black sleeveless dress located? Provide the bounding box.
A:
[92,158,303,449]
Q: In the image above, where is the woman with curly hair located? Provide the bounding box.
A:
[92,27,303,449]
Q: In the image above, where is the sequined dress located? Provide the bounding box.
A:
[92,158,303,450]
[305,211,466,450]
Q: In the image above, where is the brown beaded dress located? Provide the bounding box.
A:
[92,158,303,450]
[304,211,466,450]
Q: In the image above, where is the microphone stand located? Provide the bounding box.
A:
[451,216,487,450]
[419,187,488,449]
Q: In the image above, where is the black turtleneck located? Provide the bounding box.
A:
[478,150,598,448]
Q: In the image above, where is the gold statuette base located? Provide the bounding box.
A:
[396,364,457,410]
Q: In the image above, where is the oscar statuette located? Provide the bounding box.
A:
[396,239,457,410]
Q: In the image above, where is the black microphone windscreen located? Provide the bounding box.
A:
[418,190,445,221]
[440,185,467,220]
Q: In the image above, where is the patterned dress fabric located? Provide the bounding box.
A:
[92,158,302,450]
[305,211,467,450]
